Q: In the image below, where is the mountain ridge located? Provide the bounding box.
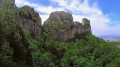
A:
[100,35,120,41]
[0,0,120,67]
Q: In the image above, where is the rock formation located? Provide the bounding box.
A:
[0,0,93,66]
[18,5,42,36]
[43,11,92,42]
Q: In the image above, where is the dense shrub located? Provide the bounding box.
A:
[39,34,120,67]
[19,8,29,18]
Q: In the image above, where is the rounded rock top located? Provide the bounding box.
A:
[48,11,73,22]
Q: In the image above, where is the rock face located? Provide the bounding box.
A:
[48,11,73,23]
[18,5,41,36]
[43,11,92,42]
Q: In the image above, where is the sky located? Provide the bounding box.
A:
[15,0,120,36]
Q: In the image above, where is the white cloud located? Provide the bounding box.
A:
[15,0,28,7]
[15,0,40,7]
[15,0,120,36]
[35,6,65,14]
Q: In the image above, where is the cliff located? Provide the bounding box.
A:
[43,11,92,42]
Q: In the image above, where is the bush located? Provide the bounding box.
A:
[19,8,29,18]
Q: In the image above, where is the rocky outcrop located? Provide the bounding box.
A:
[0,0,93,66]
[43,11,92,42]
[48,11,73,23]
[18,5,42,36]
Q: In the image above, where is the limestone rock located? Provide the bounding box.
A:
[43,11,92,42]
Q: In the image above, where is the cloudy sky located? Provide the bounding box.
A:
[15,0,120,36]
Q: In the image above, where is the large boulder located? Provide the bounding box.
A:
[43,11,92,42]
[18,5,41,36]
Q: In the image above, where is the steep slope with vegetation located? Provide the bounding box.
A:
[0,0,33,67]
[0,0,120,67]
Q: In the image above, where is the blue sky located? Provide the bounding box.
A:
[15,0,120,36]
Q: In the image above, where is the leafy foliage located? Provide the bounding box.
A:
[0,0,18,66]
[36,34,120,67]
[0,0,120,67]
[0,0,32,67]
[19,7,29,18]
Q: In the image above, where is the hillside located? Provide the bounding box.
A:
[0,0,120,67]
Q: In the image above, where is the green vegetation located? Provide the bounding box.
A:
[33,34,120,67]
[0,0,18,66]
[0,1,32,67]
[19,6,38,22]
[19,7,29,18]
[23,29,120,67]
[0,0,120,67]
